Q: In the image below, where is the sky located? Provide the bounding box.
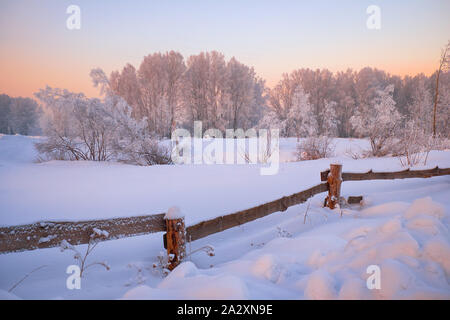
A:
[0,0,449,98]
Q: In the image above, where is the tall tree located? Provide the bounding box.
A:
[350,84,402,156]
[226,57,260,131]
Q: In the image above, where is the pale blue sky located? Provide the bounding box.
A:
[1,0,449,97]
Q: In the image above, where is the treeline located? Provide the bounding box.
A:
[266,67,449,138]
[2,50,449,141]
[110,51,450,138]
[0,94,42,136]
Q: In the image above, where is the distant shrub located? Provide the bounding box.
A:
[396,121,450,167]
[295,136,335,161]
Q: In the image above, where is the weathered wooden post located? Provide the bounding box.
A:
[325,163,343,210]
[165,207,186,271]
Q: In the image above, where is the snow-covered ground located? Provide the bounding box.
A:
[0,134,449,299]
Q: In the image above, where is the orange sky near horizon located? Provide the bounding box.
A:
[0,0,448,99]
[0,52,441,99]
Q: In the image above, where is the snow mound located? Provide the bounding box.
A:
[422,237,450,276]
[338,278,371,300]
[360,202,409,217]
[250,254,281,283]
[123,197,449,300]
[404,197,446,220]
[304,269,337,300]
[123,261,249,300]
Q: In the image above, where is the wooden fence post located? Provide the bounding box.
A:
[165,207,186,271]
[325,163,343,210]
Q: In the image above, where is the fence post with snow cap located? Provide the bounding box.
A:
[164,206,186,270]
[324,163,343,210]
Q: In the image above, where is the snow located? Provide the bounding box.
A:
[92,228,110,238]
[165,206,184,220]
[38,235,57,244]
[119,196,450,300]
[1,135,449,227]
[0,289,21,300]
[0,134,449,299]
[304,269,337,300]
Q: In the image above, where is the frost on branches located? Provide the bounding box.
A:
[287,86,318,138]
[34,69,171,165]
[350,84,402,157]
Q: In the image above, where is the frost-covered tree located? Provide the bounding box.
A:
[103,50,450,140]
[320,100,339,137]
[351,84,402,156]
[110,51,264,135]
[287,86,317,138]
[137,51,186,137]
[35,69,171,165]
[225,57,260,131]
[265,74,296,136]
[0,94,12,134]
[181,51,228,131]
[432,41,450,137]
[406,77,433,134]
[436,73,450,137]
[109,51,187,138]
[258,107,282,131]
[110,64,141,116]
[333,70,356,137]
[0,94,42,135]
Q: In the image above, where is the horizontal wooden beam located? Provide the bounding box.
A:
[186,183,328,241]
[347,196,363,204]
[0,213,166,254]
[342,166,450,181]
[321,166,450,182]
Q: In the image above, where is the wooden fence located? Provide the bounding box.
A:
[1,165,449,265]
[0,214,166,254]
[321,165,450,182]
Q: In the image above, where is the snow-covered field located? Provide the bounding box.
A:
[0,134,449,299]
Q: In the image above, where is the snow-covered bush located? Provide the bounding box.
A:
[35,70,172,165]
[295,136,335,160]
[396,121,433,167]
[396,119,450,167]
[35,88,114,161]
[116,137,172,166]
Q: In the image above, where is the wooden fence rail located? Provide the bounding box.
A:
[320,166,450,182]
[0,214,166,254]
[186,182,328,242]
[1,165,449,257]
